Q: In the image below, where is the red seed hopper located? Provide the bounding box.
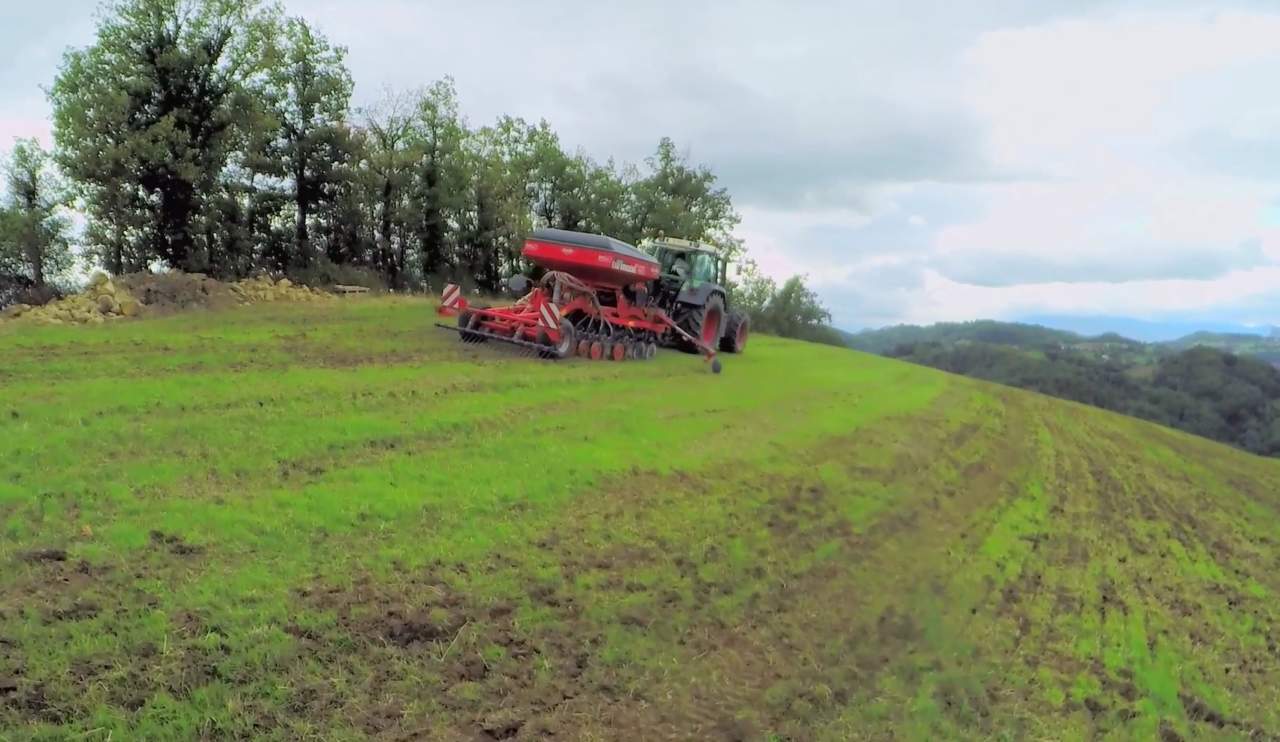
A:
[522,229,661,287]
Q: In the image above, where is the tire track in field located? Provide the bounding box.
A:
[245,385,1000,740]
[510,385,1042,740]
[939,403,1280,740]
[0,374,920,738]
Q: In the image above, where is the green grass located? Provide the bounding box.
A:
[2,297,1279,740]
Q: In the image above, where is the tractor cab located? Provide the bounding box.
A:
[643,236,729,299]
[639,236,748,355]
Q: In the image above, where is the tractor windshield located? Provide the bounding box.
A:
[658,249,717,287]
[689,252,716,286]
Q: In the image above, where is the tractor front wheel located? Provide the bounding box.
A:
[681,294,725,354]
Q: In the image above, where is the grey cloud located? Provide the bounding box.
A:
[797,187,984,262]
[816,258,930,329]
[935,238,1269,287]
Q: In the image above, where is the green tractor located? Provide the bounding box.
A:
[641,236,749,355]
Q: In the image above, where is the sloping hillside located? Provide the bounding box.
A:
[2,299,1279,740]
[884,341,1280,456]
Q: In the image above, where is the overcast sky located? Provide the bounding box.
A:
[4,0,1280,330]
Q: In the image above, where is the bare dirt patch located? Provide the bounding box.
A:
[288,569,628,740]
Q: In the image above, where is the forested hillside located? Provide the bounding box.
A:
[880,336,1280,456]
[1163,332,1280,365]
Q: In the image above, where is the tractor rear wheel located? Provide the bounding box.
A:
[681,294,725,353]
[720,311,749,353]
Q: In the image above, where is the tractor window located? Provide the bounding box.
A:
[658,250,681,275]
[690,252,716,285]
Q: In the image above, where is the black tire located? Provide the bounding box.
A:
[680,293,725,354]
[457,310,485,343]
[720,311,749,354]
[540,318,575,360]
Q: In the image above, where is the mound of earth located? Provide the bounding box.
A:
[116,271,240,311]
[119,272,331,312]
[2,271,331,326]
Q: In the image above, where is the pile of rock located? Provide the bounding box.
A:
[229,275,332,304]
[1,271,334,327]
[2,273,142,325]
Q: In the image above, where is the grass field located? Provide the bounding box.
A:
[2,297,1280,740]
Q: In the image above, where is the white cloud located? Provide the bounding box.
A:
[905,265,1280,326]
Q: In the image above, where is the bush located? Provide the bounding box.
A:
[0,273,63,309]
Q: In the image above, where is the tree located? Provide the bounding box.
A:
[1,140,73,287]
[51,0,278,274]
[361,92,417,287]
[460,117,534,290]
[765,276,834,340]
[577,158,629,237]
[527,122,587,230]
[623,137,739,249]
[0,207,20,277]
[408,79,467,279]
[730,258,776,322]
[261,16,354,268]
[524,125,631,240]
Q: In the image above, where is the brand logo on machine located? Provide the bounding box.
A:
[611,259,639,274]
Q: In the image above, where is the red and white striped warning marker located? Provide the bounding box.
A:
[441,283,461,309]
[539,302,561,330]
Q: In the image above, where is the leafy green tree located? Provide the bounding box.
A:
[312,125,373,267]
[623,137,739,248]
[460,117,534,290]
[51,0,278,273]
[577,158,629,237]
[761,275,835,342]
[408,79,468,279]
[361,93,418,287]
[527,122,588,230]
[0,206,20,277]
[261,16,354,268]
[1,140,73,287]
[729,258,776,321]
[525,125,631,240]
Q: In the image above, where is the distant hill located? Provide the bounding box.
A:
[849,320,1280,456]
[847,320,1093,356]
[1162,331,1280,364]
[1019,314,1276,343]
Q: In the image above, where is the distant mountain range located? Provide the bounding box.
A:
[844,318,1280,456]
[845,318,1280,364]
[1017,314,1278,343]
